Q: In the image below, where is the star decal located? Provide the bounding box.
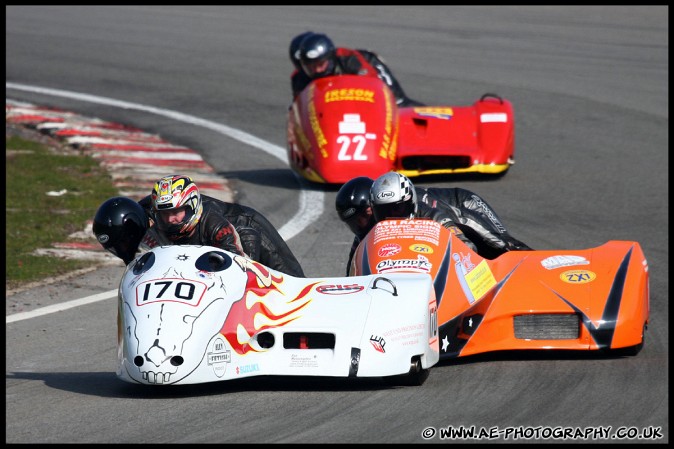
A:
[442,335,450,352]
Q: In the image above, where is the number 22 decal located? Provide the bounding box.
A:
[337,135,368,160]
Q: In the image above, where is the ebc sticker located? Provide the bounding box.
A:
[560,270,596,284]
[316,284,365,295]
[369,335,386,353]
[378,243,402,257]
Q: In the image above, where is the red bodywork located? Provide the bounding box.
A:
[287,75,515,184]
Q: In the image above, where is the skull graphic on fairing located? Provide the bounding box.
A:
[116,246,247,385]
[119,296,232,384]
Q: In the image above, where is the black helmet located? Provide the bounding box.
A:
[299,33,336,78]
[370,172,418,222]
[289,31,314,71]
[335,176,375,239]
[93,196,149,265]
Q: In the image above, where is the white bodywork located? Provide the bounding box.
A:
[117,245,439,385]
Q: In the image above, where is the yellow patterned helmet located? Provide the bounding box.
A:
[151,175,203,240]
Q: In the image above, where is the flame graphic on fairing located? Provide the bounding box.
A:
[220,257,318,354]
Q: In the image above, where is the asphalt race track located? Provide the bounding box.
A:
[6,6,668,443]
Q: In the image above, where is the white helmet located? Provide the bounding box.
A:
[370,172,417,222]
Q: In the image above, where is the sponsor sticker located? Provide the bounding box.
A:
[376,190,395,200]
[410,243,433,254]
[454,254,497,303]
[208,337,231,378]
[374,219,441,246]
[325,88,375,103]
[308,85,328,157]
[376,256,432,274]
[429,301,438,344]
[541,255,590,270]
[370,335,386,353]
[480,112,508,123]
[382,323,425,347]
[289,353,319,369]
[414,107,454,120]
[464,259,497,300]
[560,270,596,284]
[236,363,260,375]
[378,243,402,257]
[316,284,365,295]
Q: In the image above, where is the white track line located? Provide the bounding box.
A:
[6,82,324,323]
[6,290,120,324]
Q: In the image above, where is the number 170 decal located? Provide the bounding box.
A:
[136,278,207,306]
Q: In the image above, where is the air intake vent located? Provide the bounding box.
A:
[514,314,580,340]
[284,333,336,349]
[401,155,472,171]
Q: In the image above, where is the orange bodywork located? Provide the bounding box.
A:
[351,219,649,360]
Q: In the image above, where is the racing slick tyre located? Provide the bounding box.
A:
[384,356,430,387]
[598,324,646,357]
[612,324,647,357]
[614,342,644,357]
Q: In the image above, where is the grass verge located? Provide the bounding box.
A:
[5,128,119,290]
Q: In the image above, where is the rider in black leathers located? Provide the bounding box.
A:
[135,175,305,277]
[138,200,305,278]
[138,195,304,273]
[93,196,150,265]
[290,32,424,107]
[289,31,315,99]
[417,187,532,258]
[211,199,306,278]
[336,175,532,275]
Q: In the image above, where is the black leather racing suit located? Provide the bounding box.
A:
[344,188,531,275]
[415,201,478,251]
[140,195,305,277]
[291,47,424,107]
[218,200,305,277]
[418,187,532,259]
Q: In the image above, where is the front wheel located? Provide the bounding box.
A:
[613,323,647,356]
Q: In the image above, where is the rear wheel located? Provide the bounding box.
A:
[384,356,430,386]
